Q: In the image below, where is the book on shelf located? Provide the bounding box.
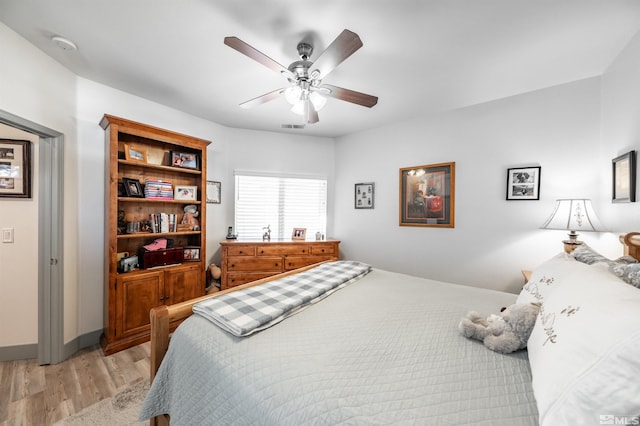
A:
[149,212,178,233]
[144,178,173,200]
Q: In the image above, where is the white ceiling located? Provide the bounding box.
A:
[1,0,640,137]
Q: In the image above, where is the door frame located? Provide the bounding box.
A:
[0,109,64,365]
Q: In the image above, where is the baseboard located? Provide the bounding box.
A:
[0,343,37,361]
[0,329,103,362]
[63,329,103,360]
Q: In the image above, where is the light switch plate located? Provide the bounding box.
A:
[2,228,14,243]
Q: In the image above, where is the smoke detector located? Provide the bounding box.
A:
[51,36,77,51]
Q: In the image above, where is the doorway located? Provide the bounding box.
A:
[0,109,64,365]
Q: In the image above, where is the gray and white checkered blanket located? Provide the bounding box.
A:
[193,260,372,336]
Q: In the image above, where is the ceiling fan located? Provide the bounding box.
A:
[224,29,378,125]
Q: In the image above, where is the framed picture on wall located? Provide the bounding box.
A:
[399,162,455,228]
[355,182,374,209]
[206,180,221,204]
[612,151,636,203]
[0,139,31,198]
[506,166,541,200]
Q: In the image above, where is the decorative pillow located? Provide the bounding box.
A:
[570,243,611,265]
[609,263,640,288]
[516,252,577,305]
[527,263,640,425]
[571,243,638,266]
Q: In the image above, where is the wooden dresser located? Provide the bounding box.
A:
[219,239,340,290]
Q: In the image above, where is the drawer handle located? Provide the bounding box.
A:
[239,251,244,254]
[230,264,235,268]
[260,250,264,254]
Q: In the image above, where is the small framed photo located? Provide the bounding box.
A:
[292,228,306,240]
[122,177,144,198]
[117,181,125,197]
[175,185,197,201]
[0,139,31,198]
[123,144,147,163]
[355,182,374,209]
[612,151,636,203]
[506,166,541,201]
[170,151,199,170]
[183,246,200,261]
[206,180,221,204]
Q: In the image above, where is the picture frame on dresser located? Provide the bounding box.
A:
[292,228,306,240]
[0,139,31,199]
[355,182,374,209]
[612,151,636,203]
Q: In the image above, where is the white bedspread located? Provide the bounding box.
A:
[140,268,538,425]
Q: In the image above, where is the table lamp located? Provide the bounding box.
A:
[540,199,604,253]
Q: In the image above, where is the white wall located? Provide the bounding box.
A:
[0,22,78,347]
[334,77,611,293]
[0,124,39,345]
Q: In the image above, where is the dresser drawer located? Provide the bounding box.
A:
[257,244,308,256]
[225,272,277,289]
[227,256,283,272]
[284,255,335,270]
[310,244,336,256]
[226,246,256,256]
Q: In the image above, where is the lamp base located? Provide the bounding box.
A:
[562,239,583,254]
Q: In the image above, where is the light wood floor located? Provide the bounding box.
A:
[0,342,150,426]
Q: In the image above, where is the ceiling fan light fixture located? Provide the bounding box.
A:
[284,85,302,105]
[309,91,326,111]
[290,101,305,116]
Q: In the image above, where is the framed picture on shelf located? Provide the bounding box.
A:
[399,162,455,228]
[0,139,31,199]
[612,151,636,203]
[170,151,199,170]
[183,246,201,261]
[122,177,144,198]
[206,180,221,204]
[175,185,198,201]
[123,144,147,163]
[506,166,541,200]
[292,228,306,240]
[355,182,374,209]
[117,180,125,197]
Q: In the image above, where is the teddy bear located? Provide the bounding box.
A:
[181,204,200,231]
[458,302,540,354]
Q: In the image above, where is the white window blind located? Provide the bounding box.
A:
[234,172,327,240]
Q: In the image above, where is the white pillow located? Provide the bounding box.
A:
[516,252,576,305]
[527,261,640,425]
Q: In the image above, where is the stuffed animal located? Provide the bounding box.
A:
[181,204,200,231]
[458,303,540,354]
[208,263,221,280]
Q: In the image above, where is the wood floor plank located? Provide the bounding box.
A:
[0,343,150,426]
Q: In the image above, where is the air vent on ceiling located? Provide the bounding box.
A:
[281,124,306,129]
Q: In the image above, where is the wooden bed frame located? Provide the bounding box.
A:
[147,233,640,425]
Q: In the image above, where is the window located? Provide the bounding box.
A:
[234,172,327,240]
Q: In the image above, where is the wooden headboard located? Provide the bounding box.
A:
[621,232,640,260]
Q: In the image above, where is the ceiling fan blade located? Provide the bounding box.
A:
[239,88,285,109]
[309,29,363,80]
[317,84,378,108]
[304,99,319,124]
[224,36,293,79]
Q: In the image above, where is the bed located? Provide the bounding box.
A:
[140,234,640,425]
